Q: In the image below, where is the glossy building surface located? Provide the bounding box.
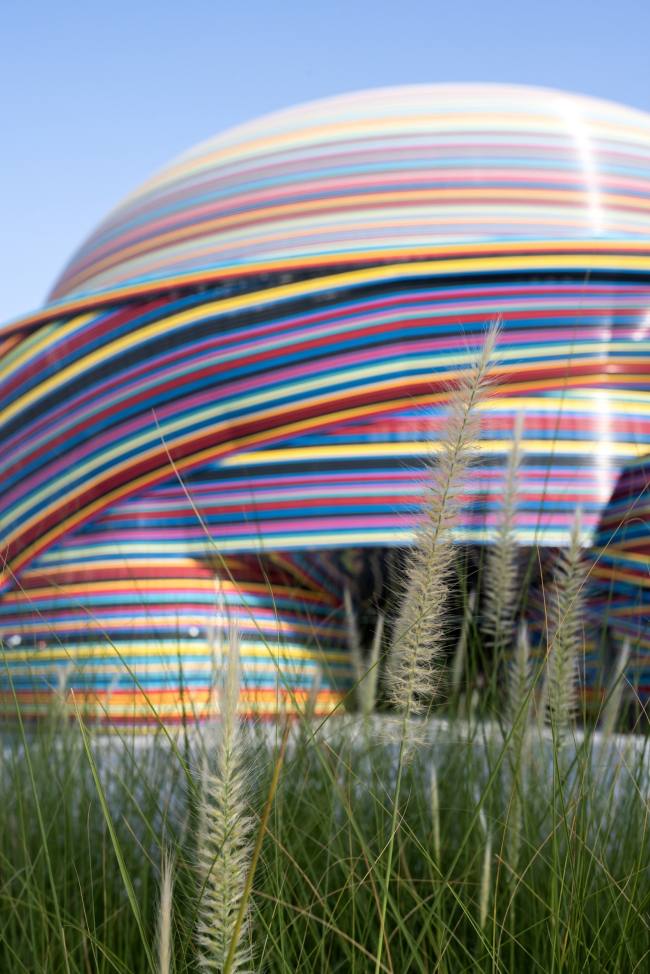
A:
[2,84,650,721]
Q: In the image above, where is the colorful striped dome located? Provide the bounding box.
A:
[49,84,650,306]
[2,84,650,723]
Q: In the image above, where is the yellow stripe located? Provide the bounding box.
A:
[7,248,650,338]
[0,312,98,387]
[0,641,349,663]
[221,438,648,466]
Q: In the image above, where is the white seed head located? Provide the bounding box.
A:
[601,639,632,741]
[483,410,524,647]
[430,762,441,863]
[156,850,174,974]
[508,621,532,741]
[542,509,585,747]
[196,628,254,973]
[386,320,500,722]
[450,589,477,690]
[479,830,493,931]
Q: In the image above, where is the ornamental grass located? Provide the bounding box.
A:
[2,325,650,973]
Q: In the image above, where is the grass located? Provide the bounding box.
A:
[2,688,650,972]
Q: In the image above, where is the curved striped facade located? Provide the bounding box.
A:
[2,84,650,722]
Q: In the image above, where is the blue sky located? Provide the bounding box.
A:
[2,0,649,324]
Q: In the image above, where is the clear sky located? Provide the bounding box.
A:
[2,0,649,324]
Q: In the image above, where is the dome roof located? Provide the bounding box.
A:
[49,83,650,306]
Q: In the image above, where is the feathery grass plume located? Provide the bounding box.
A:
[478,809,492,931]
[450,589,477,691]
[601,639,632,741]
[344,585,363,701]
[541,509,586,748]
[483,410,524,648]
[196,628,254,974]
[208,587,227,715]
[469,686,481,720]
[103,671,121,722]
[50,661,74,728]
[505,786,523,920]
[507,621,532,750]
[304,665,322,724]
[430,761,441,863]
[373,321,499,974]
[361,612,384,717]
[504,622,531,894]
[156,850,174,974]
[344,585,384,717]
[386,320,500,730]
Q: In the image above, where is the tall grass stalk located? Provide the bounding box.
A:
[304,666,323,724]
[504,621,532,920]
[364,612,384,716]
[430,761,441,864]
[450,588,477,692]
[507,621,532,759]
[483,410,524,658]
[345,585,384,717]
[156,851,174,974]
[541,508,586,749]
[196,629,254,974]
[376,320,499,974]
[601,638,632,741]
[478,810,493,932]
[387,321,500,724]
